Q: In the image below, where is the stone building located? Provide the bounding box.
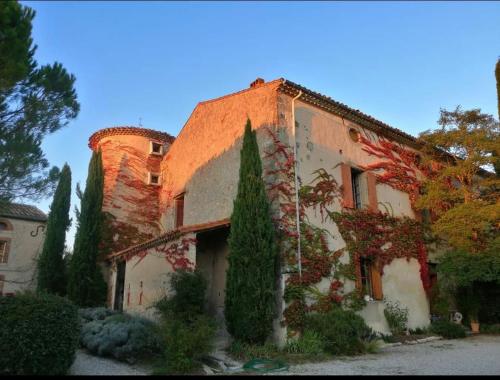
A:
[90,78,433,344]
[0,203,47,295]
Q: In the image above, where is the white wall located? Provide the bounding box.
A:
[0,218,46,294]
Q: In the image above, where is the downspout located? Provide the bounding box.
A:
[291,89,303,278]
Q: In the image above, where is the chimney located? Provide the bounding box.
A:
[250,78,265,88]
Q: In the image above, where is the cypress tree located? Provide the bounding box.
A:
[36,163,71,295]
[67,150,107,306]
[496,58,500,121]
[224,119,278,344]
[495,58,500,177]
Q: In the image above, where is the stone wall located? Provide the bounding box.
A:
[0,218,46,294]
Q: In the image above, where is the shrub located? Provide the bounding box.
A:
[480,324,500,334]
[155,269,207,320]
[305,307,374,355]
[409,327,430,335]
[430,320,466,339]
[0,292,80,375]
[79,310,162,363]
[363,339,382,354]
[285,330,324,355]
[383,299,409,336]
[228,340,280,361]
[156,315,216,374]
[79,306,118,323]
[154,270,216,374]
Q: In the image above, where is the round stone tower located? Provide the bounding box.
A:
[88,126,175,256]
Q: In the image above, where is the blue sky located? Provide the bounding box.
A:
[24,1,500,249]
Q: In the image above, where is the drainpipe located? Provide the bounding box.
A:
[291,89,303,278]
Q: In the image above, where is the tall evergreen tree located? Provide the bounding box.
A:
[0,1,79,206]
[67,151,107,306]
[224,119,278,344]
[494,58,500,177]
[36,163,71,295]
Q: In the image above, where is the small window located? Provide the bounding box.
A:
[148,172,160,186]
[351,168,363,209]
[0,240,9,264]
[150,141,163,155]
[0,222,8,231]
[359,257,373,298]
[174,193,185,228]
[359,256,383,300]
[349,128,360,143]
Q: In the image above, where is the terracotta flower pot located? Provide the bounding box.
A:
[470,321,480,333]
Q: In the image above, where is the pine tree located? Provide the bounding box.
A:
[0,1,79,205]
[224,119,278,344]
[67,150,107,306]
[36,164,72,295]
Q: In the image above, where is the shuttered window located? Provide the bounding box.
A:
[357,256,383,300]
[367,172,378,212]
[341,163,354,209]
[0,240,9,264]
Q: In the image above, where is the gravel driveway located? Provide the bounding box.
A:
[69,350,152,376]
[277,335,500,376]
[69,335,500,375]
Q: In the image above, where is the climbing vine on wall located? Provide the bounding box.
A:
[98,140,163,257]
[264,127,431,334]
[133,235,196,271]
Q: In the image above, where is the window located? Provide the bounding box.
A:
[0,240,9,264]
[174,193,185,228]
[150,141,163,155]
[359,256,373,297]
[351,168,363,209]
[0,220,12,231]
[358,256,383,300]
[348,128,360,143]
[148,172,160,186]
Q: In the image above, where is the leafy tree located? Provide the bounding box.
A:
[416,107,500,252]
[67,151,107,306]
[224,119,278,344]
[436,246,500,323]
[36,163,71,295]
[0,1,79,205]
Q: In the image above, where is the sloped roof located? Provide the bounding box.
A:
[88,126,175,150]
[280,79,420,148]
[0,203,47,222]
[107,218,230,261]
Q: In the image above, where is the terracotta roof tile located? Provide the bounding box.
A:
[88,126,175,150]
[107,218,230,261]
[0,203,47,222]
[280,79,421,148]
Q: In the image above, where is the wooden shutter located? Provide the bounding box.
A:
[341,163,354,209]
[175,197,184,228]
[370,263,383,300]
[367,172,378,212]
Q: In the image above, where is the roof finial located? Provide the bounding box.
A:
[138,117,143,127]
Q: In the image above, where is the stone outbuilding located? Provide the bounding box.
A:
[0,203,47,295]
